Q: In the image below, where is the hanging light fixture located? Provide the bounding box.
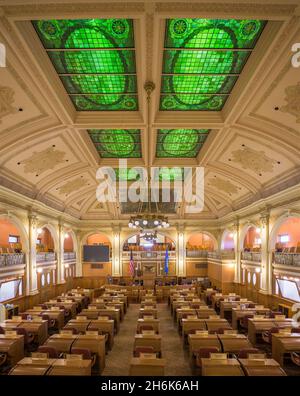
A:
[127,81,170,231]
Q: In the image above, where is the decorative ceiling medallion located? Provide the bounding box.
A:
[23,147,66,174]
[231,146,276,174]
[280,81,300,123]
[57,177,88,195]
[208,176,239,195]
[0,86,18,123]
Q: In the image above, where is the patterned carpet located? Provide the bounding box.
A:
[102,302,192,376]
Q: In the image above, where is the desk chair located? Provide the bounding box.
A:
[71,347,96,367]
[262,327,279,344]
[0,327,4,334]
[239,314,254,331]
[42,314,56,332]
[37,346,60,358]
[208,328,232,335]
[63,327,79,335]
[292,328,300,334]
[291,352,300,366]
[248,304,256,309]
[15,327,35,351]
[268,311,283,318]
[138,325,155,334]
[88,328,109,345]
[133,346,155,357]
[195,347,219,373]
[235,348,260,359]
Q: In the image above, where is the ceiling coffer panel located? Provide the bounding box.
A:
[32,19,138,111]
[160,18,266,111]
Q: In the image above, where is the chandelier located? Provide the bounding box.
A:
[128,214,170,230]
[140,230,158,241]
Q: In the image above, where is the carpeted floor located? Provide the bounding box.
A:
[102,302,192,376]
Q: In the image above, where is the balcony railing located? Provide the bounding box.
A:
[186,250,208,258]
[0,253,25,267]
[274,253,300,267]
[36,252,56,263]
[63,252,76,260]
[241,251,262,262]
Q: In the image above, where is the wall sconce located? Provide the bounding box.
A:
[37,267,43,273]
[256,227,261,233]
[227,263,235,269]
[64,233,69,239]
[64,263,70,269]
[37,228,43,234]
[255,267,261,273]
[229,233,234,238]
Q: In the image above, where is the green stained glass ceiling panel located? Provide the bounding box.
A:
[48,51,136,74]
[32,19,134,48]
[162,75,237,94]
[88,129,141,158]
[165,19,266,48]
[160,18,266,111]
[156,129,210,158]
[60,75,137,94]
[32,19,138,111]
[162,50,250,74]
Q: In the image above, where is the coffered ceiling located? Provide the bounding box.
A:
[0,0,299,224]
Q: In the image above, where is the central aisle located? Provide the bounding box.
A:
[102,303,192,376]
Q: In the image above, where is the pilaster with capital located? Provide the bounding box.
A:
[27,214,38,295]
[232,219,240,284]
[112,227,121,276]
[260,212,271,294]
[177,225,186,277]
[57,220,65,284]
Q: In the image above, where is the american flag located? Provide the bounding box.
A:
[129,249,135,277]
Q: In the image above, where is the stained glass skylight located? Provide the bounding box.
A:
[113,167,184,181]
[156,129,210,158]
[88,129,141,158]
[32,19,138,111]
[160,19,266,111]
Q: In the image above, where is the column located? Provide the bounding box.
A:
[260,212,271,294]
[57,221,65,284]
[75,231,82,277]
[27,214,38,295]
[177,225,186,276]
[233,219,241,284]
[112,228,121,276]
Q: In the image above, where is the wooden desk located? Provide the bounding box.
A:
[89,319,114,349]
[137,319,160,334]
[64,319,90,334]
[176,308,196,324]
[188,334,221,356]
[72,334,106,374]
[134,334,162,355]
[9,357,56,376]
[25,309,65,330]
[47,359,91,376]
[44,334,78,353]
[1,319,48,345]
[0,334,24,365]
[248,318,293,345]
[220,301,253,319]
[205,319,232,333]
[182,319,206,338]
[272,333,300,366]
[218,334,252,353]
[239,358,287,376]
[231,308,270,330]
[201,358,244,376]
[106,302,125,320]
[129,357,166,376]
[139,308,158,319]
[96,308,120,332]
[196,308,216,319]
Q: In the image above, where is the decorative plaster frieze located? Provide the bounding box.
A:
[0,85,18,123]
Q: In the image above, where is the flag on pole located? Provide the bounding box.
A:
[129,250,135,277]
[164,246,169,275]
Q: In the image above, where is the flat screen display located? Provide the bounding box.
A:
[277,279,300,302]
[83,245,110,262]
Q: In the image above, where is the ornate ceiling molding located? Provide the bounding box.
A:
[0,85,18,123]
